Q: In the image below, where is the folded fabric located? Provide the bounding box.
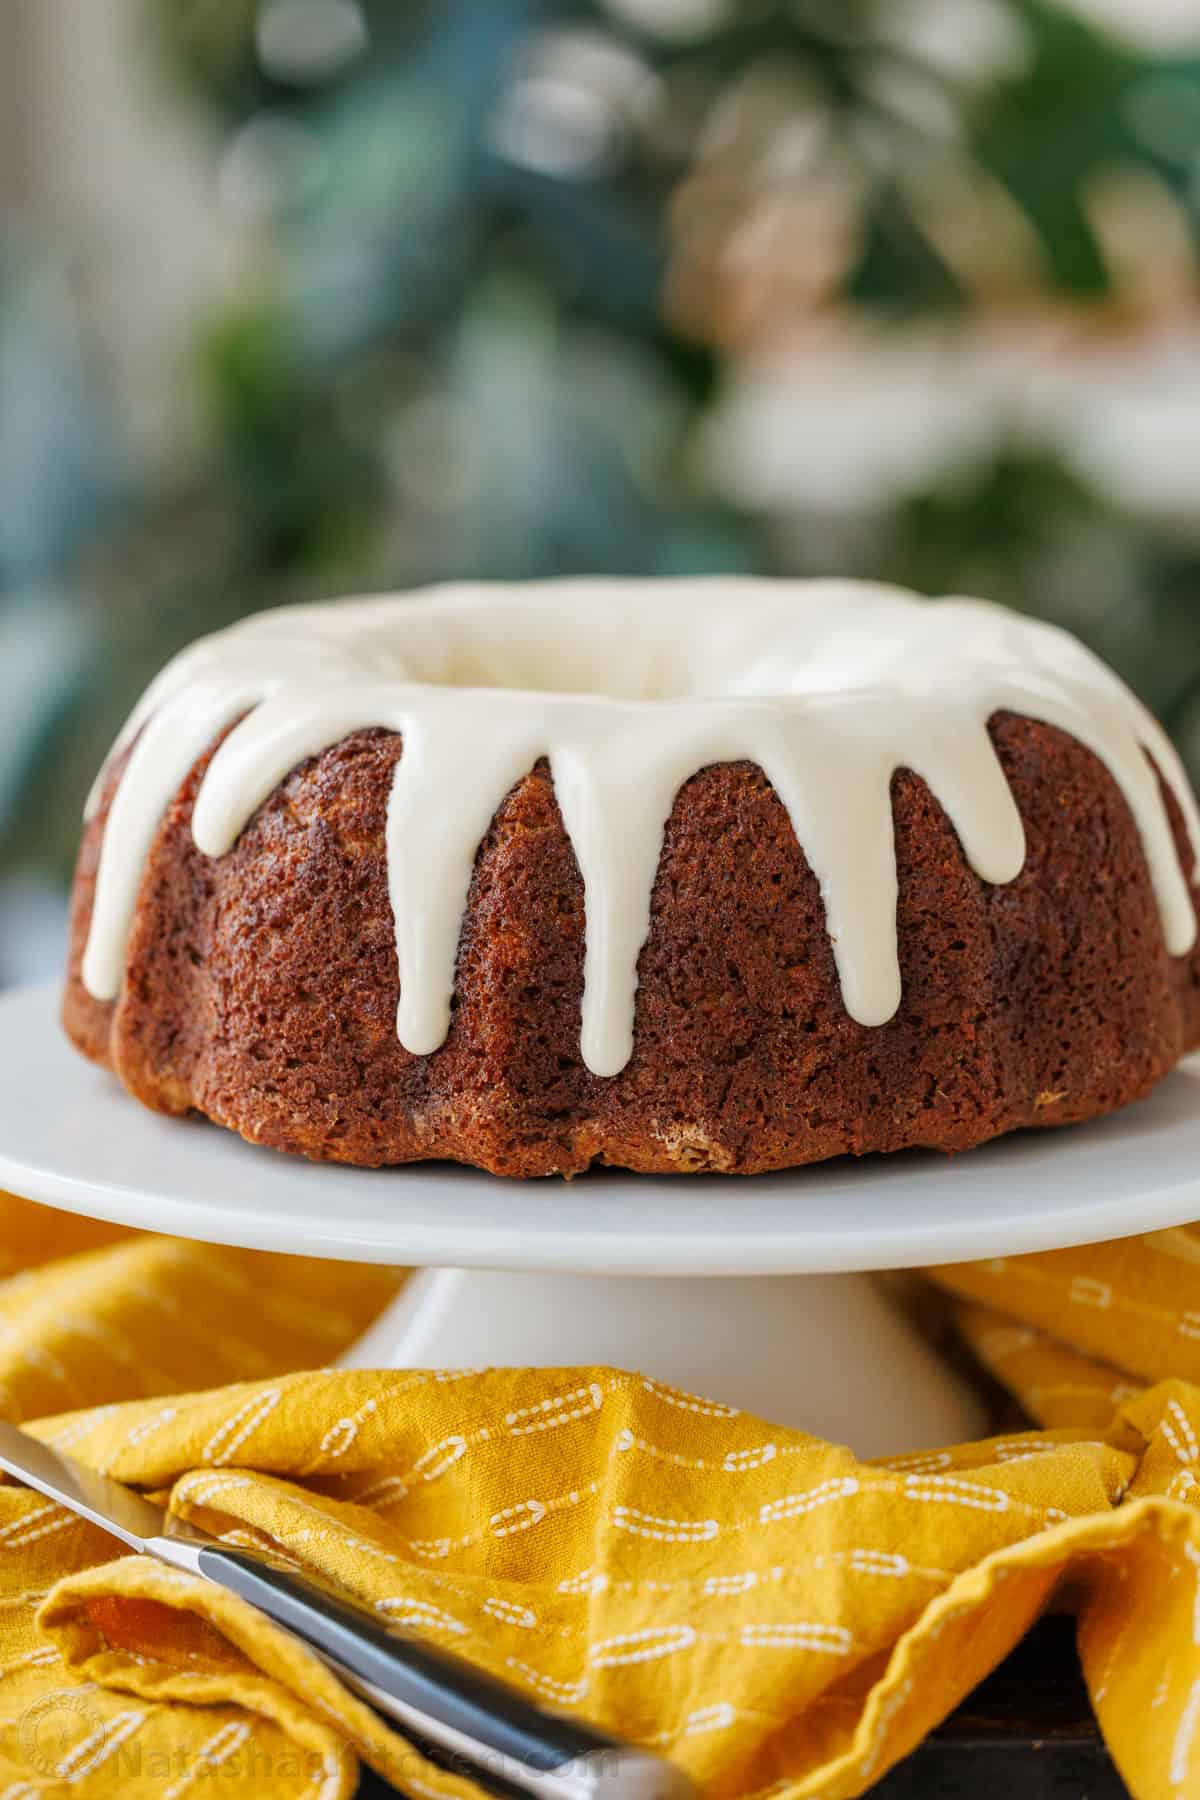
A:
[929,1229,1200,1429]
[0,1191,1199,1798]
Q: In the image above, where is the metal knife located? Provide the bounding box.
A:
[0,1420,691,1800]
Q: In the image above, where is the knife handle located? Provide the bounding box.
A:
[182,1544,691,1800]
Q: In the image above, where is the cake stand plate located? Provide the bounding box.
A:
[5,980,1200,1455]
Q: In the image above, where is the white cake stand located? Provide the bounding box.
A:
[5,980,1200,1456]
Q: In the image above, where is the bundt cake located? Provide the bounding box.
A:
[63,579,1200,1177]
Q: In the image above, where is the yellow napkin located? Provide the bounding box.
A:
[2,1192,1200,1798]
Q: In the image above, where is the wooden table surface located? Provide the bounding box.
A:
[875,1615,1124,1797]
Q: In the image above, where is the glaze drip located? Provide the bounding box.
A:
[82,579,1200,1077]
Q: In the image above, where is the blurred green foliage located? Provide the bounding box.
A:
[4,0,1200,890]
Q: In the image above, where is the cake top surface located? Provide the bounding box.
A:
[88,576,1150,711]
[82,579,1200,1078]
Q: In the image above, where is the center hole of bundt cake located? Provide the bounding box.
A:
[405,630,768,703]
[353,582,961,704]
[378,583,847,701]
[428,656,714,702]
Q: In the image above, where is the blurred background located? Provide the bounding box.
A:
[3,0,1200,985]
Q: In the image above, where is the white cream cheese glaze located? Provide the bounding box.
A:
[81,578,1200,1078]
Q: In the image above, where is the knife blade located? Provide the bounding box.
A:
[0,1420,691,1800]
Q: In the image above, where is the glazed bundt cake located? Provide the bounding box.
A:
[63,579,1200,1177]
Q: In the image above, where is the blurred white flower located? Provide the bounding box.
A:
[603,0,733,42]
[1033,329,1200,520]
[702,328,1003,513]
[1063,0,1200,51]
[488,28,657,180]
[256,0,368,86]
[219,113,327,217]
[876,0,1032,85]
[703,320,1200,529]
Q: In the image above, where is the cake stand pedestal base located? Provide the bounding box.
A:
[6,982,1200,1462]
[342,1267,985,1457]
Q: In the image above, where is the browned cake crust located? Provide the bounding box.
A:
[62,713,1200,1177]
